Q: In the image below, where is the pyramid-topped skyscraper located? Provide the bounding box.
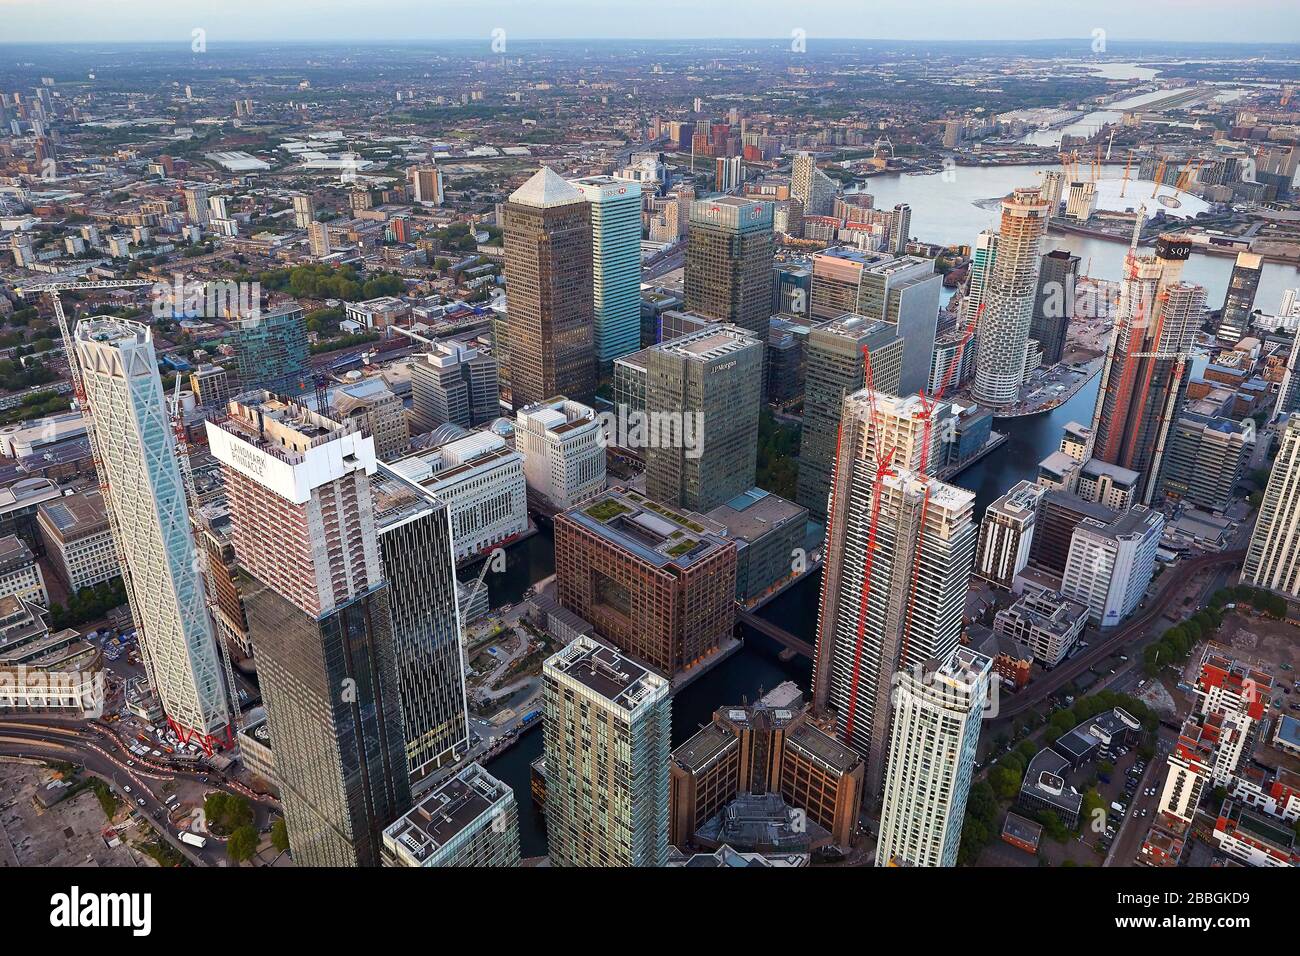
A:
[502,167,596,406]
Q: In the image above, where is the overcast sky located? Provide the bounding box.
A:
[1,0,1297,45]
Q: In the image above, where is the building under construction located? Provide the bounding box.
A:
[811,384,978,803]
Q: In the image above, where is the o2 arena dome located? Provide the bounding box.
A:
[1091,178,1211,220]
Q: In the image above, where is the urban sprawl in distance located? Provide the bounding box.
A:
[0,3,1298,882]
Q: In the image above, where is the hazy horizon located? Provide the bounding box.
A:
[2,0,1298,45]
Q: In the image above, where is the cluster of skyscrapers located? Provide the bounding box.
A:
[59,131,1300,874]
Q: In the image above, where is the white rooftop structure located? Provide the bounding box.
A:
[1091,178,1211,220]
[509,167,585,209]
[204,151,271,172]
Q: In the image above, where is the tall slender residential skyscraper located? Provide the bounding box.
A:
[890,203,912,254]
[1277,322,1300,422]
[684,197,774,337]
[292,193,315,229]
[876,646,991,868]
[972,188,1049,407]
[183,185,210,227]
[409,165,444,206]
[963,229,998,324]
[542,635,671,867]
[74,318,229,747]
[791,151,837,217]
[1216,251,1262,344]
[570,176,643,369]
[812,389,976,800]
[208,392,410,866]
[1089,234,1204,504]
[1244,414,1300,597]
[503,167,595,407]
[308,221,331,259]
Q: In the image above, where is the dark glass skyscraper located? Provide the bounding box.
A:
[208,393,410,867]
[234,302,310,395]
[503,167,595,407]
[239,575,408,867]
[370,465,469,781]
[1030,249,1079,366]
[684,196,774,337]
[1216,251,1262,344]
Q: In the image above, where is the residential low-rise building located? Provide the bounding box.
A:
[345,295,410,330]
[1076,457,1141,512]
[0,534,47,607]
[381,762,520,867]
[993,583,1088,668]
[975,480,1045,588]
[0,477,62,544]
[1213,801,1298,867]
[0,595,98,713]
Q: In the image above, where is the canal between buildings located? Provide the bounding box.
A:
[484,159,1279,855]
[481,374,1102,856]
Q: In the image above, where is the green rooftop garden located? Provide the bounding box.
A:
[585,499,631,522]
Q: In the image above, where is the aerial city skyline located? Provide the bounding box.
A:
[0,8,1296,925]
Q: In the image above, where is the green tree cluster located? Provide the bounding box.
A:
[756,409,800,500]
[204,792,254,836]
[957,780,999,865]
[310,331,380,355]
[1144,607,1224,676]
[0,357,57,392]
[227,824,260,863]
[1209,585,1288,620]
[49,578,128,630]
[270,817,290,854]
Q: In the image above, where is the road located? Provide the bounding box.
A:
[1105,726,1176,867]
[995,548,1245,720]
[643,247,684,281]
[0,716,278,867]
